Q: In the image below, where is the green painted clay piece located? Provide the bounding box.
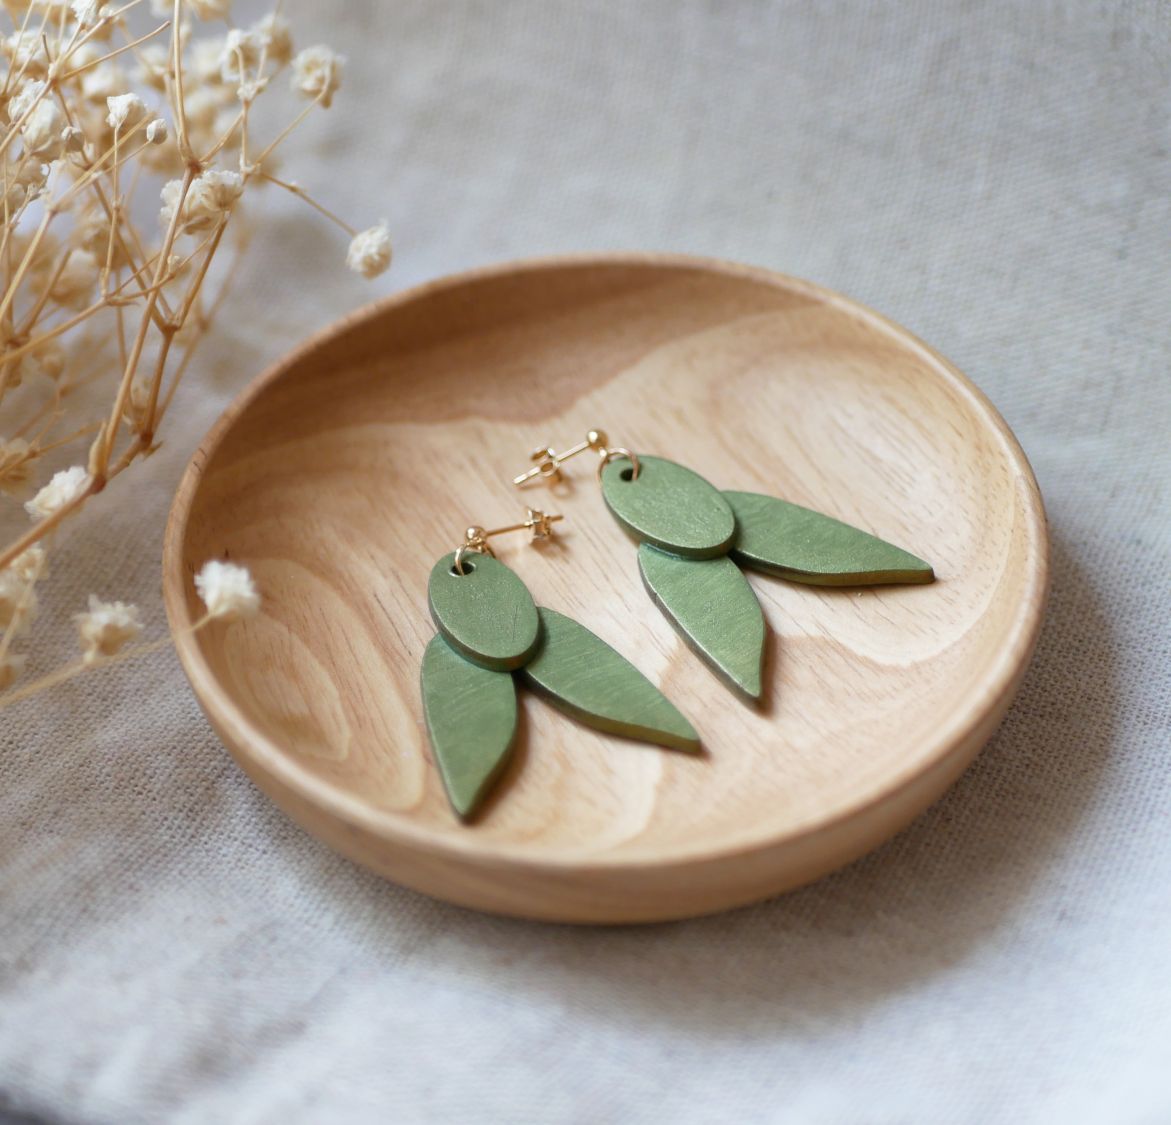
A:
[638,544,765,701]
[427,551,540,671]
[600,455,735,559]
[724,491,935,586]
[520,608,700,753]
[420,634,518,820]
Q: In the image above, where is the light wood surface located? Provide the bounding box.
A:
[162,253,1048,924]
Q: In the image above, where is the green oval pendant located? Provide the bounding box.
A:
[600,455,735,558]
[427,552,540,671]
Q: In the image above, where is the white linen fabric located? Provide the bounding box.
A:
[3,2,1170,1122]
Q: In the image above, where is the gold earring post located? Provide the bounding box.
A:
[511,428,640,487]
[512,430,609,486]
[453,508,563,574]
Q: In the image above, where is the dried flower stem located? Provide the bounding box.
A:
[0,615,211,710]
[0,0,392,697]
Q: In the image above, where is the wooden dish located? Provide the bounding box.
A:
[163,253,1048,924]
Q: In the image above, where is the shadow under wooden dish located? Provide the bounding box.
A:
[163,253,1048,924]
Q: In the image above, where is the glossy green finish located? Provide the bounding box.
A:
[427,551,540,671]
[521,608,700,753]
[724,491,935,586]
[420,635,518,820]
[601,455,736,559]
[638,544,765,701]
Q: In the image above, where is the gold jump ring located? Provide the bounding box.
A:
[596,447,640,482]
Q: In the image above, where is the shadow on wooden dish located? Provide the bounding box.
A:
[163,253,1048,924]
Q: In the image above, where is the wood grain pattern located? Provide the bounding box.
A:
[162,253,1049,924]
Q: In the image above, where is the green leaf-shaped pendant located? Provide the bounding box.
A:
[724,491,935,586]
[421,551,700,820]
[638,544,765,700]
[521,608,700,751]
[420,635,518,820]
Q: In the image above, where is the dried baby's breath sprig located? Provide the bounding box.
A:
[0,2,392,703]
[194,559,259,621]
[290,45,342,107]
[0,558,252,706]
[347,221,392,280]
[24,466,91,520]
[75,593,142,663]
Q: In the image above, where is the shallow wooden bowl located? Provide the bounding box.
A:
[163,253,1048,924]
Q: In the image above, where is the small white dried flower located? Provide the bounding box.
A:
[24,465,90,520]
[75,594,142,664]
[7,546,47,583]
[3,157,46,211]
[291,45,342,107]
[0,438,33,495]
[195,560,260,621]
[160,168,243,232]
[0,571,37,632]
[145,117,168,145]
[16,159,49,203]
[4,31,51,75]
[190,0,230,21]
[234,77,268,104]
[9,80,46,124]
[70,0,107,29]
[346,222,392,279]
[21,99,65,159]
[61,125,86,155]
[219,27,262,82]
[105,92,146,132]
[0,651,26,690]
[49,250,98,310]
[255,13,293,66]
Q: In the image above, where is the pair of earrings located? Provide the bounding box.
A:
[421,429,935,821]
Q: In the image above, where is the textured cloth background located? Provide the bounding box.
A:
[3,2,1171,1122]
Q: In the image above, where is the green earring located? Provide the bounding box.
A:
[513,431,934,701]
[420,508,699,821]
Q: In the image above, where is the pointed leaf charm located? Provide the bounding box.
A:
[725,491,935,586]
[520,608,700,752]
[420,635,518,820]
[638,544,766,700]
